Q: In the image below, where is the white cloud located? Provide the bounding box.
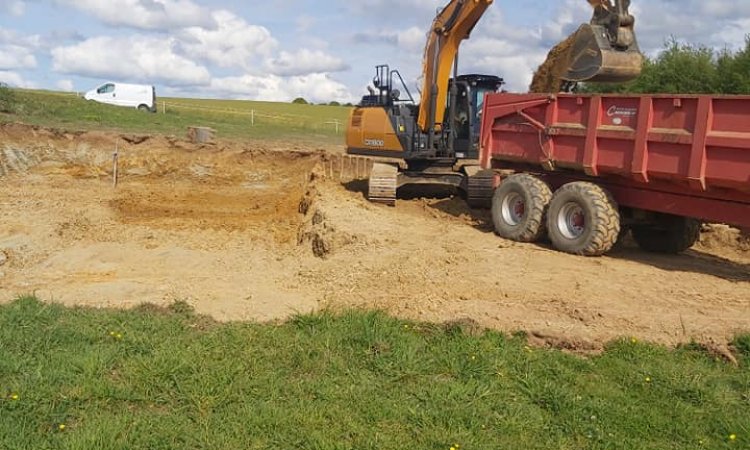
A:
[43,7,351,100]
[345,0,439,18]
[0,44,37,70]
[266,49,349,77]
[0,27,42,49]
[56,0,215,31]
[0,0,25,16]
[396,27,428,53]
[56,79,75,91]
[354,26,427,53]
[176,10,277,70]
[0,70,35,88]
[629,0,750,53]
[713,18,750,49]
[51,35,211,86]
[0,28,40,71]
[208,73,353,104]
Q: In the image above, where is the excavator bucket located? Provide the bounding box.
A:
[563,23,644,83]
[529,1,643,93]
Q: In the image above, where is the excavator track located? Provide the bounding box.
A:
[465,168,495,209]
[368,163,399,206]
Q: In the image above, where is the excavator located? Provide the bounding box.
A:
[346,0,643,206]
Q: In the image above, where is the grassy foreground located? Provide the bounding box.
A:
[1,297,748,450]
[0,89,351,145]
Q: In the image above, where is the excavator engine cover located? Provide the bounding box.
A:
[564,23,644,83]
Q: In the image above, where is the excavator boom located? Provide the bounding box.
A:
[419,0,643,133]
[417,0,492,134]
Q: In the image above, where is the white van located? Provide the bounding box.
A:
[84,82,156,112]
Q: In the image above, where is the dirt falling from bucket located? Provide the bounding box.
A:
[529,31,578,93]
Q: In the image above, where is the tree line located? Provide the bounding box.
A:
[292,98,353,107]
[581,37,750,95]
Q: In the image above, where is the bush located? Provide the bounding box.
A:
[0,82,16,113]
[581,37,750,95]
[292,97,308,105]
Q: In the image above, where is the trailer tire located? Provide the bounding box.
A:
[138,104,151,112]
[632,216,701,254]
[491,174,552,243]
[547,182,620,256]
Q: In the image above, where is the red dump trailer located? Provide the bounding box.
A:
[479,93,750,256]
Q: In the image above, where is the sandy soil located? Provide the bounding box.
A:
[1,124,748,350]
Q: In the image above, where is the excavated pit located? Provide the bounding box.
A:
[0,124,318,243]
[1,123,748,350]
[0,124,330,321]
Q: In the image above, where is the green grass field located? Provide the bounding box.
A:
[1,297,748,450]
[0,89,352,145]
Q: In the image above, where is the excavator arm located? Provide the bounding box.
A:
[417,0,493,134]
[418,0,643,133]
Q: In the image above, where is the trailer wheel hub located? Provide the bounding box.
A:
[558,202,586,240]
[501,192,526,226]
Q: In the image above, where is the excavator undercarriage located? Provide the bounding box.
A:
[346,0,643,207]
[367,161,496,207]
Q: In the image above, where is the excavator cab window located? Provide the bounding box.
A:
[454,85,471,139]
[472,85,495,136]
[452,82,472,154]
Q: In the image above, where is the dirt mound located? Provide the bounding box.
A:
[298,209,362,259]
[698,224,750,255]
[529,31,578,93]
[297,163,363,258]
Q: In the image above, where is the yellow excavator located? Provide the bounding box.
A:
[346,0,643,206]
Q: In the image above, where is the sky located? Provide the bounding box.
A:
[0,0,749,103]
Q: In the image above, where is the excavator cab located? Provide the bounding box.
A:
[564,0,643,82]
[447,75,505,159]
